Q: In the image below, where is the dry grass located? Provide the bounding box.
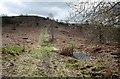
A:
[60,44,74,56]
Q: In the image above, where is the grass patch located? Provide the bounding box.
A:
[2,45,25,61]
[66,64,75,69]
[2,45,24,54]
[39,28,53,46]
[32,45,54,58]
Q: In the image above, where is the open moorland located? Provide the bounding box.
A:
[2,16,120,78]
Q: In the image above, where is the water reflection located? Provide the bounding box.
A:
[73,51,91,60]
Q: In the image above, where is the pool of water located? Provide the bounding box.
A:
[73,51,91,60]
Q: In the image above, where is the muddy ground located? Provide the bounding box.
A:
[2,24,120,78]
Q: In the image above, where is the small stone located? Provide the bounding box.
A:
[52,47,59,51]
[26,39,31,43]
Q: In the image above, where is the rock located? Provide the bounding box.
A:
[26,39,31,43]
[52,47,59,52]
[73,51,91,60]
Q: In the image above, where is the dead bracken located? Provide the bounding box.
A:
[60,45,74,56]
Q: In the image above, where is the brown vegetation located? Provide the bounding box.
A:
[60,44,74,56]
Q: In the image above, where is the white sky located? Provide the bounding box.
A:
[0,0,119,20]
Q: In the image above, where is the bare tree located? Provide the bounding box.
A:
[67,1,119,25]
[66,1,120,43]
[48,13,55,41]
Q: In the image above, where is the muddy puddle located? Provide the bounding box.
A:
[73,51,91,60]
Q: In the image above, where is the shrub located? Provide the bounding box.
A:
[60,44,74,56]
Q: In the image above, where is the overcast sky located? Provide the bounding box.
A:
[0,0,118,20]
[0,0,72,20]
